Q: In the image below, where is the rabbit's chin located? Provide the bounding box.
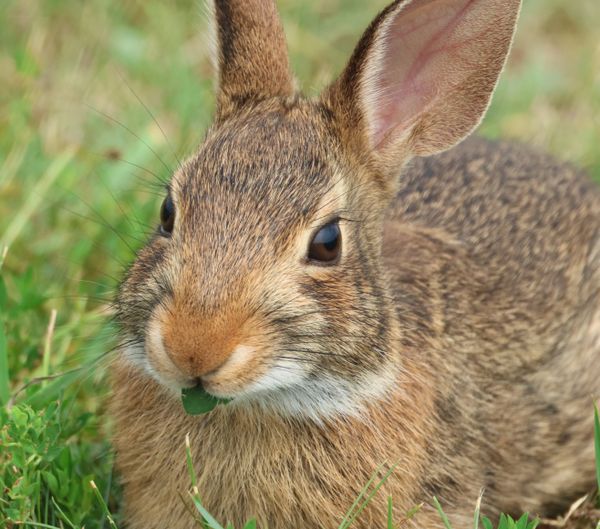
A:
[120,336,400,422]
[232,368,401,422]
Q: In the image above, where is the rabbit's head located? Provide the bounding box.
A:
[116,0,521,419]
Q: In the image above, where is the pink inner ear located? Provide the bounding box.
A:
[366,0,498,149]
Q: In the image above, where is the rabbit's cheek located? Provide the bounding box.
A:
[200,344,273,397]
[243,356,309,394]
[118,331,192,395]
[201,347,312,398]
[119,335,146,371]
[144,316,196,392]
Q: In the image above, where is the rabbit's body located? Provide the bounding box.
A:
[386,137,600,515]
[112,1,600,527]
[113,136,600,529]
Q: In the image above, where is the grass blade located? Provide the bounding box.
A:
[50,497,77,529]
[594,405,600,492]
[42,309,57,382]
[178,490,205,526]
[433,496,454,529]
[13,522,62,529]
[341,464,397,529]
[515,513,529,529]
[0,245,7,269]
[190,495,225,529]
[481,516,493,529]
[22,368,81,408]
[185,433,198,489]
[473,491,483,529]
[0,326,9,405]
[91,480,119,529]
[405,503,423,519]
[338,464,385,529]
[1,150,75,249]
[186,434,217,529]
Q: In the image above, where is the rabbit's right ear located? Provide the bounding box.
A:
[209,0,295,121]
[325,0,521,182]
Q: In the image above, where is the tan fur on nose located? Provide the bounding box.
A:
[161,304,243,378]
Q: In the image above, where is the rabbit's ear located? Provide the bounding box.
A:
[210,0,294,120]
[326,0,521,172]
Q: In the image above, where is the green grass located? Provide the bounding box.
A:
[595,405,600,505]
[433,497,540,529]
[0,0,599,527]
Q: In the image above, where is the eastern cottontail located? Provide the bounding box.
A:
[111,0,600,527]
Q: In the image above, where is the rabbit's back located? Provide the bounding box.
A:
[392,137,599,275]
[383,136,600,515]
[387,135,600,395]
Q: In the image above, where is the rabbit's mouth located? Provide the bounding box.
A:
[122,301,309,402]
[190,344,302,400]
[201,357,399,421]
[121,327,400,421]
[117,275,403,419]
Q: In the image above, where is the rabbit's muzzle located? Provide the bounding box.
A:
[160,308,241,379]
[142,298,274,397]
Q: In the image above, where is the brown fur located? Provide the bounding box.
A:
[212,0,294,121]
[112,1,600,527]
[161,300,253,377]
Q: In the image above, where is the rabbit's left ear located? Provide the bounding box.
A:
[210,0,295,120]
[325,0,521,175]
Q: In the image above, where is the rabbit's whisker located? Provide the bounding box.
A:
[85,103,173,177]
[116,68,185,174]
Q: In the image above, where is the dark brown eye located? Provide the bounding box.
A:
[308,221,341,264]
[159,195,175,236]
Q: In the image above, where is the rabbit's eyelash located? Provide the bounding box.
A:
[277,349,348,359]
[308,211,364,230]
[308,177,374,222]
[338,215,363,224]
[309,172,352,216]
[270,309,324,326]
[308,213,341,230]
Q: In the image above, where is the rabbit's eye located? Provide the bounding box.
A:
[159,195,175,236]
[308,221,341,264]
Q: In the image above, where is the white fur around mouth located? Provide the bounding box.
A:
[121,339,148,371]
[121,335,186,395]
[233,360,400,423]
[121,334,399,422]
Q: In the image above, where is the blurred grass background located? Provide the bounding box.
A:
[0,0,598,526]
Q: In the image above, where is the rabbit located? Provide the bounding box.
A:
[111,0,600,528]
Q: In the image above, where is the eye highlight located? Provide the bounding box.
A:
[307,220,341,264]
[159,195,175,236]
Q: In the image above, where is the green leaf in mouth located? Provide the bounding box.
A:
[181,385,232,415]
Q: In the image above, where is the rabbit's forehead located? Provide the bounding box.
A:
[173,107,338,243]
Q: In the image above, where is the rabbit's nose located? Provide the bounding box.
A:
[160,306,244,378]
